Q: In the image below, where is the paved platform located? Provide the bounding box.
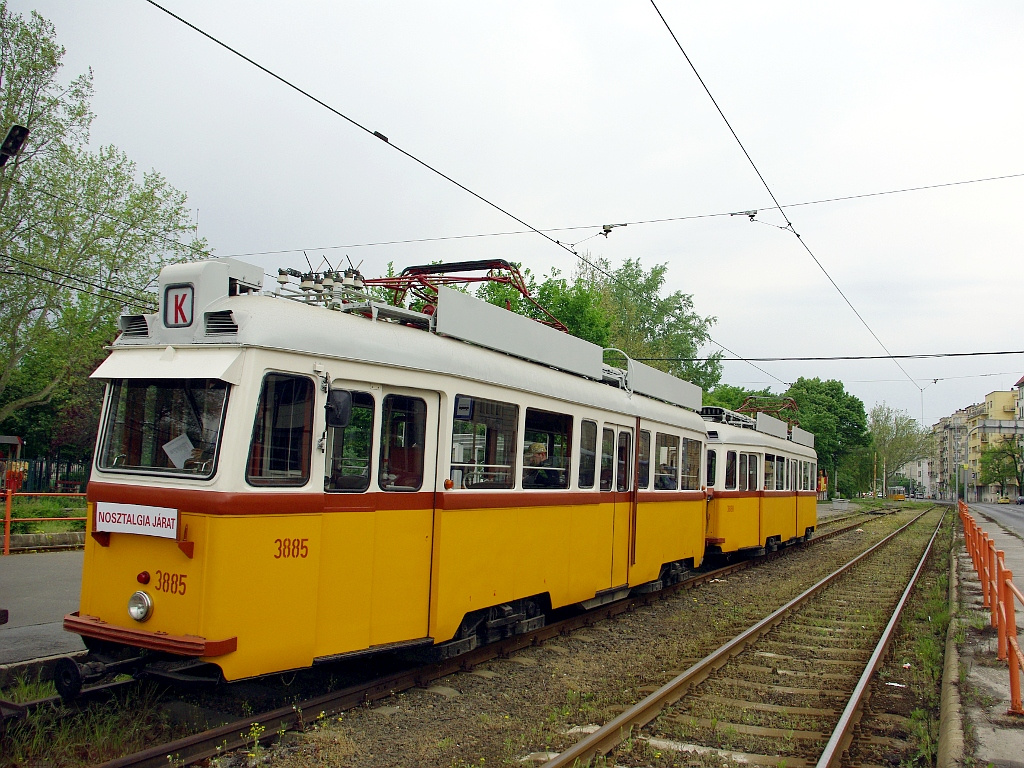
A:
[957,503,1024,768]
[0,549,86,683]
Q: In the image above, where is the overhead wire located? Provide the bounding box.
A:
[144,0,578,264]
[4,253,159,309]
[2,177,209,260]
[141,0,782,386]
[2,270,157,312]
[220,171,1024,259]
[637,350,1024,363]
[648,0,920,392]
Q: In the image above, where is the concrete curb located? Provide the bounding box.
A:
[938,540,965,768]
[7,532,84,549]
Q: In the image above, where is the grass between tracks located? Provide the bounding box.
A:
[0,672,183,767]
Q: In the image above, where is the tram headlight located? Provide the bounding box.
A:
[127,591,153,622]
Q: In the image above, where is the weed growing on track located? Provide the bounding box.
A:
[0,682,183,767]
[1,670,56,702]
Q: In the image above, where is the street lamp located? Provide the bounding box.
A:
[918,378,939,427]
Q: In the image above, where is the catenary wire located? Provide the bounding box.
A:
[140,1,782,386]
[4,253,159,308]
[144,0,577,263]
[636,350,1024,363]
[221,170,1024,259]
[2,270,158,312]
[5,178,209,260]
[648,0,919,391]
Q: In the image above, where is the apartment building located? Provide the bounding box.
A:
[963,390,1021,502]
[931,410,967,501]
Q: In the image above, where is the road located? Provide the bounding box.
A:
[970,501,1024,539]
[0,550,87,667]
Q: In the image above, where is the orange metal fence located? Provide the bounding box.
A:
[2,488,88,556]
[960,499,1024,715]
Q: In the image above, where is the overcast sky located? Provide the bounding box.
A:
[14,0,1024,427]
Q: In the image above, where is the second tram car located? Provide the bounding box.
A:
[702,408,817,555]
[59,257,816,692]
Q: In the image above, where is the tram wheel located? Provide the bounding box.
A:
[54,657,83,700]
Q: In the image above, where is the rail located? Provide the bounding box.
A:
[959,499,1024,715]
[2,489,88,556]
[544,507,940,768]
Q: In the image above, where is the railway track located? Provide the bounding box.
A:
[544,506,947,767]
[0,508,912,766]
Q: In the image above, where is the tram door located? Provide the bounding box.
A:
[788,458,799,540]
[318,383,438,655]
[603,424,634,587]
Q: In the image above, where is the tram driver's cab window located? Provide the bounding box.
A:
[247,374,315,486]
[99,377,229,478]
[326,391,374,492]
[379,395,427,491]
[522,408,571,489]
[450,395,518,489]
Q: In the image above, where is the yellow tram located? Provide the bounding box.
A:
[59,256,816,692]
[702,408,817,555]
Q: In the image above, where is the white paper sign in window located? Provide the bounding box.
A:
[162,433,195,469]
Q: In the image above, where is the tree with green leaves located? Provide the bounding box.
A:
[578,256,722,390]
[475,257,720,388]
[703,384,773,411]
[784,377,870,496]
[868,402,932,491]
[978,435,1024,496]
[0,3,207,433]
[836,443,875,498]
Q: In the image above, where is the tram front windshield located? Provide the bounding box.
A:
[98,378,229,478]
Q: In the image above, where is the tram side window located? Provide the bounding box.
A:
[638,431,651,489]
[680,436,701,490]
[746,453,758,492]
[725,450,737,490]
[247,374,314,486]
[450,395,518,489]
[617,431,632,492]
[654,433,679,490]
[775,455,786,490]
[379,395,427,491]
[579,420,598,488]
[325,391,374,492]
[764,453,776,491]
[600,428,615,491]
[738,454,748,491]
[706,449,717,487]
[522,408,571,489]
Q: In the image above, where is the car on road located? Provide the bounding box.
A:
[998,497,1011,504]
[1017,496,1024,505]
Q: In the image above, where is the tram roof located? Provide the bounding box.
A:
[99,258,710,431]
